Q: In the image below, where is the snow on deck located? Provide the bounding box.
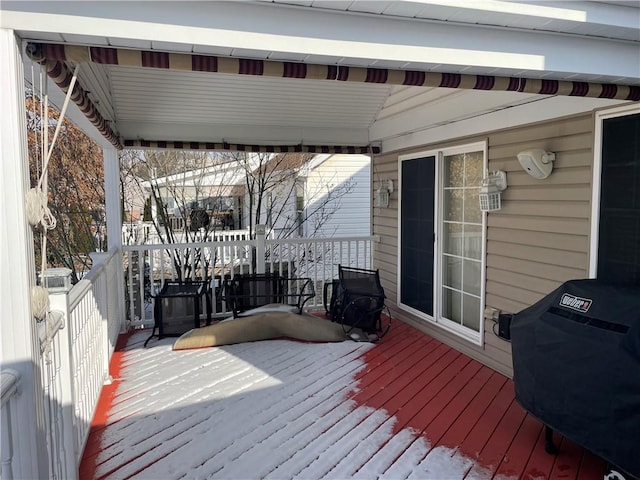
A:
[81,321,606,479]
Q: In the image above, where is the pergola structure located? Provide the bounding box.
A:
[1,2,639,478]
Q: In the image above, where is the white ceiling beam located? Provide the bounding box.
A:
[2,1,639,82]
[371,89,545,140]
[375,95,625,153]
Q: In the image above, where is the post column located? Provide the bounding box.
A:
[0,28,49,479]
[103,147,127,333]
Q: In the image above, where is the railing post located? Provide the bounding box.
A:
[256,224,266,274]
[103,148,127,335]
[48,290,80,479]
[90,252,113,384]
[1,369,19,480]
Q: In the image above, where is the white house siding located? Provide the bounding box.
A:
[373,112,595,378]
[304,154,371,238]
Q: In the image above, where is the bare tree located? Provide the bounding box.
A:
[121,149,364,278]
[120,150,244,281]
[26,92,105,283]
[218,152,356,239]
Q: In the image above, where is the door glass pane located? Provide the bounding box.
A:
[464,224,482,260]
[443,222,463,256]
[442,255,462,290]
[444,154,464,187]
[463,189,481,223]
[463,259,481,296]
[441,149,484,334]
[444,190,463,222]
[442,288,462,322]
[462,294,480,330]
[464,152,484,187]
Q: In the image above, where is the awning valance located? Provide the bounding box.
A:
[27,42,640,101]
[28,45,122,148]
[25,42,639,152]
[122,140,378,155]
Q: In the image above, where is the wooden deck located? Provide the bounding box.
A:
[80,318,607,479]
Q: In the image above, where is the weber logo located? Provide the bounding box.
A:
[559,293,592,312]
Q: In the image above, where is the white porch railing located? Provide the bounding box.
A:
[123,234,375,328]
[122,222,253,247]
[1,370,20,480]
[0,236,371,478]
[65,249,121,457]
[0,248,124,480]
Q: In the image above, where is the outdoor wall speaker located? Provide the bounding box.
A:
[517,149,555,179]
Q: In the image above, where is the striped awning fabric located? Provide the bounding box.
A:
[122,140,377,155]
[26,42,640,151]
[28,45,122,148]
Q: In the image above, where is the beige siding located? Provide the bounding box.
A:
[372,113,595,378]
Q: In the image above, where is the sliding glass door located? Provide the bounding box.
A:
[399,143,486,343]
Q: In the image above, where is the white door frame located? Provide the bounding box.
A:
[589,103,640,278]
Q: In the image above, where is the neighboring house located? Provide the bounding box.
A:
[302,154,371,238]
[136,153,371,241]
[144,160,246,235]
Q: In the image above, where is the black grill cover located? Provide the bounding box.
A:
[511,279,640,476]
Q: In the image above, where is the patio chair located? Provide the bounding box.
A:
[326,265,391,338]
[222,273,315,318]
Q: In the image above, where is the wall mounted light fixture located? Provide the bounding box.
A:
[479,170,507,212]
[374,179,393,208]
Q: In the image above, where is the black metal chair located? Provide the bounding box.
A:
[222,273,315,318]
[326,265,391,338]
[144,280,212,347]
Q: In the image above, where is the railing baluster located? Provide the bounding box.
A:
[124,236,372,318]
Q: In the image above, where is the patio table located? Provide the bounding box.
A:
[144,280,212,346]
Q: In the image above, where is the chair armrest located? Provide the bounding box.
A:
[282,277,315,313]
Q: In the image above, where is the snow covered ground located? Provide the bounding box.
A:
[90,332,508,479]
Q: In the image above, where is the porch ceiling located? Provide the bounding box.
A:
[5,0,639,152]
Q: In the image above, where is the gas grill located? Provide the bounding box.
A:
[511,279,640,477]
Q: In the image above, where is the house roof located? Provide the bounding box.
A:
[2,1,638,153]
[148,163,247,189]
[262,153,315,173]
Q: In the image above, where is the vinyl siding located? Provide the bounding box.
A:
[304,154,371,238]
[372,112,595,378]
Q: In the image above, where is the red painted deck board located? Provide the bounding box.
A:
[423,365,495,446]
[550,437,584,480]
[464,393,528,477]
[494,411,545,478]
[578,450,610,480]
[437,371,508,450]
[80,318,608,479]
[351,337,442,406]
[522,425,559,480]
